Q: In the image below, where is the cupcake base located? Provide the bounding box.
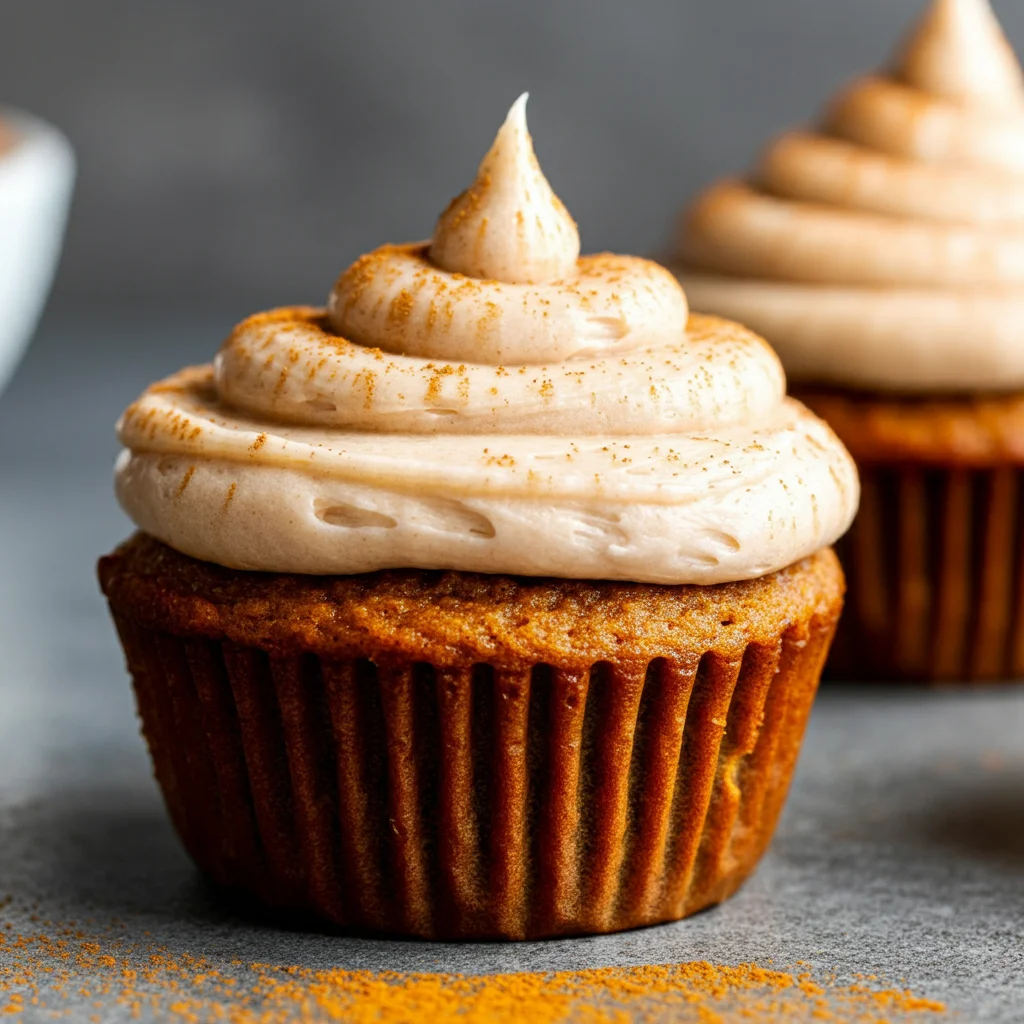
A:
[799,388,1024,684]
[99,534,843,940]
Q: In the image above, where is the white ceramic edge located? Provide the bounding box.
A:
[0,108,76,396]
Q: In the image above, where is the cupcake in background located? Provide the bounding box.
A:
[0,107,75,395]
[675,0,1024,683]
[99,96,857,939]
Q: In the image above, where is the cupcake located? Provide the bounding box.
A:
[676,0,1024,683]
[99,96,857,939]
[0,106,75,394]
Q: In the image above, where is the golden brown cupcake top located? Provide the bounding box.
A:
[99,533,844,669]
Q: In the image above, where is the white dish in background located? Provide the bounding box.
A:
[0,108,76,396]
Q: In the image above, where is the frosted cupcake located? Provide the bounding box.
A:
[676,0,1024,683]
[99,97,857,939]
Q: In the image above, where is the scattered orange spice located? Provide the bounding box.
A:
[175,466,196,498]
[0,919,947,1024]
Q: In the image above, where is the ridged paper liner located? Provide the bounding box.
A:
[830,464,1024,683]
[111,613,834,940]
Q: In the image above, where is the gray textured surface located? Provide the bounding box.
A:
[1,316,1024,1021]
[5,0,1024,310]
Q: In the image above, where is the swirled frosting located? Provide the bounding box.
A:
[115,96,857,583]
[677,0,1024,393]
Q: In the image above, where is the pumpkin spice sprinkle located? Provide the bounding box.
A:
[0,914,946,1023]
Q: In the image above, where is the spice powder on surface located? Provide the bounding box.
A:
[0,921,946,1023]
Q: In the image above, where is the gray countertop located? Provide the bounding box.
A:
[0,314,1022,1022]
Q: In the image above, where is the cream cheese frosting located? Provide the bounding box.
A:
[116,96,858,583]
[677,0,1024,393]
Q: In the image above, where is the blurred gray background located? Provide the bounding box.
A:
[4,0,1024,314]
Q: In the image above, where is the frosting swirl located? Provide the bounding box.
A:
[116,96,857,584]
[677,0,1024,393]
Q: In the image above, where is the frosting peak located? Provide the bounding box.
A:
[896,0,1024,109]
[429,94,580,284]
[328,96,686,367]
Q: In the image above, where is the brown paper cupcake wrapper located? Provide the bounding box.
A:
[111,613,834,940]
[830,463,1024,683]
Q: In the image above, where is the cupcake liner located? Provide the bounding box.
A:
[829,463,1024,683]
[111,610,835,940]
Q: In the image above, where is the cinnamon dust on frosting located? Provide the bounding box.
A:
[115,96,857,584]
[678,0,1024,393]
